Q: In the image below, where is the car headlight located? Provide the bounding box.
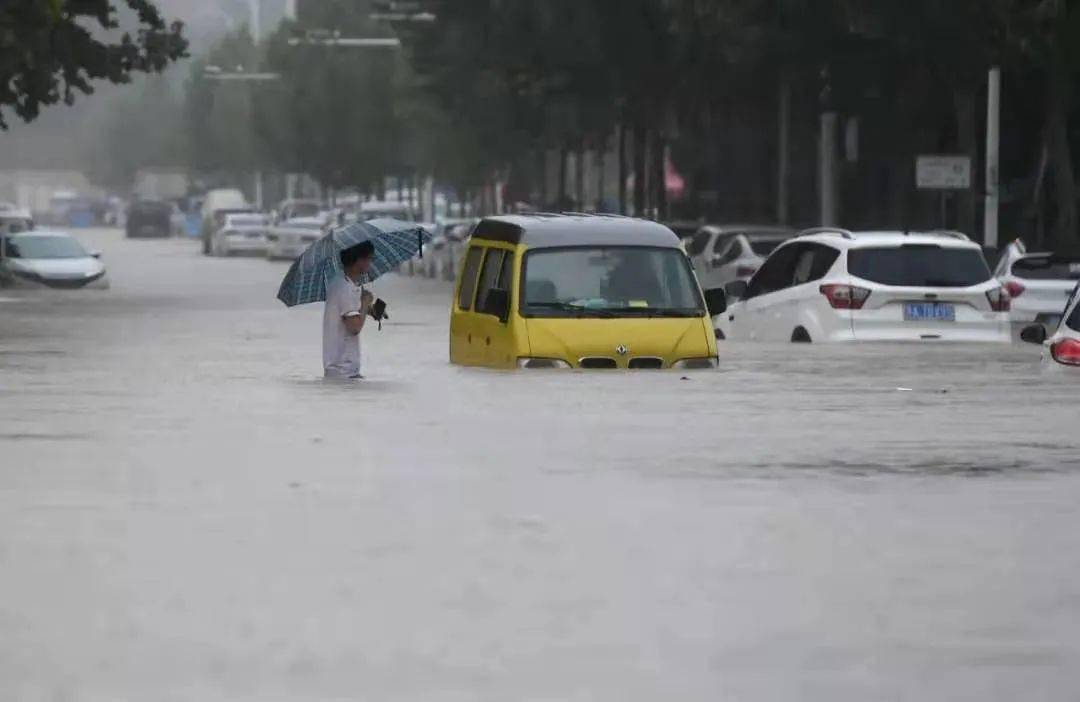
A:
[517,358,571,369]
[671,357,718,370]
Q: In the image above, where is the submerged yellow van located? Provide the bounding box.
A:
[449,214,721,369]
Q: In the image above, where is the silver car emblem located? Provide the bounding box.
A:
[615,345,629,356]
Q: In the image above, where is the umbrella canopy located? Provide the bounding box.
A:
[276,218,432,307]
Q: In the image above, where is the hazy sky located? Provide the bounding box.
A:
[0,1,291,170]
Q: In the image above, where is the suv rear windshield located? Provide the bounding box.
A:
[848,245,992,287]
[1012,256,1080,281]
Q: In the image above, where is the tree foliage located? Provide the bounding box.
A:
[0,0,187,129]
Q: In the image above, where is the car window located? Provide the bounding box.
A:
[1011,256,1080,281]
[849,245,992,287]
[716,238,743,265]
[498,249,514,291]
[1067,287,1080,332]
[791,243,840,286]
[475,249,506,315]
[457,247,484,310]
[687,230,711,257]
[712,234,734,255]
[745,244,801,298]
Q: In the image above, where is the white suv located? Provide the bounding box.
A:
[713,229,1011,343]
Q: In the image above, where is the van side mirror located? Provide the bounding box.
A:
[703,288,727,316]
[724,279,748,302]
[481,288,510,322]
[1020,324,1048,345]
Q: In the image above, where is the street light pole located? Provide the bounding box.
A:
[984,66,1001,249]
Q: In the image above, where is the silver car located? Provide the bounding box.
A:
[0,230,108,289]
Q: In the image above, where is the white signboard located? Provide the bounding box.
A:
[916,155,972,190]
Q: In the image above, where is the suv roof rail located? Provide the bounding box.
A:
[795,226,853,240]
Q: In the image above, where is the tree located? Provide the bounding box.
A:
[0,0,187,129]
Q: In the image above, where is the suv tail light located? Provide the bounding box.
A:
[986,287,1011,312]
[1003,281,1026,298]
[1050,338,1080,366]
[735,265,757,278]
[820,284,871,310]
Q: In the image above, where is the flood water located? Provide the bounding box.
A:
[1,229,1078,701]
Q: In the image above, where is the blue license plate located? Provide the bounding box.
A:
[903,302,955,322]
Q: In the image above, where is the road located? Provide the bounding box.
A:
[1,228,1078,701]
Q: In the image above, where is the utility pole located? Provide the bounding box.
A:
[777,77,791,224]
[819,112,839,226]
[984,66,1001,248]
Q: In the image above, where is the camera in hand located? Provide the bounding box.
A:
[368,298,389,328]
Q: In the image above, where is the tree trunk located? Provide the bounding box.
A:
[558,147,569,206]
[596,141,606,212]
[1046,67,1077,248]
[653,130,667,221]
[954,85,978,236]
[618,124,627,214]
[538,149,549,207]
[633,124,646,216]
[575,145,586,210]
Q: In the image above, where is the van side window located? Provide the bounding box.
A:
[475,249,506,315]
[457,247,485,310]
[498,250,514,291]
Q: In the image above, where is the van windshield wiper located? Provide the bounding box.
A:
[526,301,618,317]
[604,307,703,318]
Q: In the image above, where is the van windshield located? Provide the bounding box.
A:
[522,247,704,317]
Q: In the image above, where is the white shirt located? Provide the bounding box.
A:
[323,276,363,377]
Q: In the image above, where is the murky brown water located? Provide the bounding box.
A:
[1,229,1077,701]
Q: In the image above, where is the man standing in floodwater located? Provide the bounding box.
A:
[323,241,375,379]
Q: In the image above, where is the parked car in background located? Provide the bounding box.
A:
[1019,283,1080,369]
[126,199,173,238]
[0,208,35,234]
[713,229,1011,343]
[664,220,706,251]
[995,239,1080,335]
[200,189,250,254]
[211,213,272,257]
[273,199,323,224]
[424,218,476,279]
[358,200,415,222]
[0,230,108,289]
[687,225,795,292]
[266,216,327,261]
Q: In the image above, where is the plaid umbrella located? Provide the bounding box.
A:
[276,218,432,307]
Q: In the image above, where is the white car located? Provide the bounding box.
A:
[424,218,475,279]
[713,229,1011,343]
[687,225,795,292]
[0,230,108,289]
[211,213,272,257]
[995,239,1080,334]
[0,208,35,234]
[1019,284,1080,368]
[265,217,327,260]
